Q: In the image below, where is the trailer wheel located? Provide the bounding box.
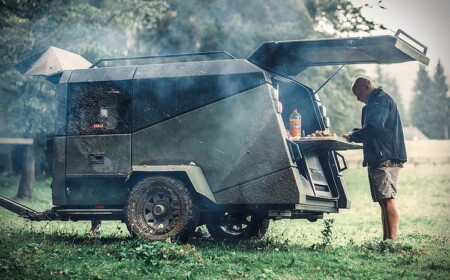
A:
[206,212,269,240]
[125,176,198,242]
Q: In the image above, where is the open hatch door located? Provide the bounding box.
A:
[248,29,429,77]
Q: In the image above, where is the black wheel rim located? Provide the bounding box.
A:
[142,189,180,232]
[220,213,251,236]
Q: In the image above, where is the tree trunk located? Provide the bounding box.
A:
[5,146,13,173]
[17,144,35,199]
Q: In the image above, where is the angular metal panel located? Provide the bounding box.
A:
[66,177,127,205]
[134,59,262,79]
[132,85,297,204]
[55,83,68,136]
[248,34,429,76]
[66,135,131,175]
[132,59,268,131]
[213,168,300,204]
[68,66,136,83]
[132,165,216,203]
[59,70,72,84]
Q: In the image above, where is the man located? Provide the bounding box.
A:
[343,76,406,241]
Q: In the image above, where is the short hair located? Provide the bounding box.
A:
[351,76,371,92]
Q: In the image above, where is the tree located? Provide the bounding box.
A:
[410,62,449,139]
[306,0,384,36]
[410,65,432,137]
[142,0,380,57]
[376,66,407,125]
[431,61,449,139]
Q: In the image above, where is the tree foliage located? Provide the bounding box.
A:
[306,0,384,36]
[142,0,380,58]
[410,62,449,139]
[375,66,407,125]
[0,0,168,138]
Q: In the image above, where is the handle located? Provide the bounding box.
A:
[395,29,428,55]
[89,153,105,164]
[286,139,302,162]
[334,152,347,172]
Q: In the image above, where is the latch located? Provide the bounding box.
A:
[89,153,105,164]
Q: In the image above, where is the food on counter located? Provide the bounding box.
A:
[288,129,337,140]
[306,130,337,137]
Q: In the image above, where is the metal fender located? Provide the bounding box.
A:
[131,165,216,203]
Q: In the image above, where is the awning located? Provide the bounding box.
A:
[15,46,92,77]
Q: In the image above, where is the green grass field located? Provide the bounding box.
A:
[1,164,449,279]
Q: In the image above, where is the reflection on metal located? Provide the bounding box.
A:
[15,46,91,77]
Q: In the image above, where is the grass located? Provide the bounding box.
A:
[0,165,449,279]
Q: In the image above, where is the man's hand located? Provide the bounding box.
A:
[343,128,360,141]
[343,133,351,141]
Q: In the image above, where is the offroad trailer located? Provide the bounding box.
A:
[1,30,429,241]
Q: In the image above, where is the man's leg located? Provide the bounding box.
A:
[380,198,399,240]
[379,202,388,240]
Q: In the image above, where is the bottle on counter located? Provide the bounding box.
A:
[289,109,301,137]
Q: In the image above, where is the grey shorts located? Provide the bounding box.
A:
[368,166,401,202]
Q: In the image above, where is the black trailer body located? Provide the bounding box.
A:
[1,30,429,241]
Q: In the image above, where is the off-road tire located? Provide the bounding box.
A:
[125,176,198,242]
[206,212,269,240]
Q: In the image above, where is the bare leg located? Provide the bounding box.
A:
[380,198,399,241]
[379,202,388,240]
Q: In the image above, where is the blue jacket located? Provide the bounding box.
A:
[349,87,407,167]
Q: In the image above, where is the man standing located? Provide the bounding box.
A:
[343,76,406,241]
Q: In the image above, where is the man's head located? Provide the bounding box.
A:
[351,76,377,104]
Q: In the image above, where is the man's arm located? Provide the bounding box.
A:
[347,101,390,142]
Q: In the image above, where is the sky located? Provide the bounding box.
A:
[351,0,450,111]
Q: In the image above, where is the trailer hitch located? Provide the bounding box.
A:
[0,194,57,221]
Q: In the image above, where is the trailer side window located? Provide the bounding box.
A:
[67,82,131,135]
